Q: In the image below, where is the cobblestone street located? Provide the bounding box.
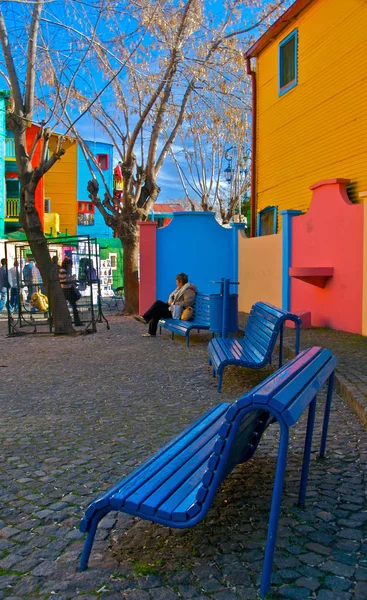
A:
[0,316,366,600]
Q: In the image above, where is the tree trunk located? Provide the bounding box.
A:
[116,205,141,314]
[122,236,139,314]
[20,187,74,334]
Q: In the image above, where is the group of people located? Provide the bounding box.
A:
[0,255,83,326]
[0,255,47,314]
[134,272,197,337]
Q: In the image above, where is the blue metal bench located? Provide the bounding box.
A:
[79,346,337,598]
[208,301,302,392]
[158,292,211,346]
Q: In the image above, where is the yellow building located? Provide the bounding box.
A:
[44,135,77,235]
[245,0,367,236]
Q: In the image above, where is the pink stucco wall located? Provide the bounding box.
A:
[138,221,157,314]
[290,179,364,333]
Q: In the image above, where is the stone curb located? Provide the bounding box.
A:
[334,372,367,427]
[283,344,367,428]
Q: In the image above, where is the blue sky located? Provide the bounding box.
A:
[0,0,292,205]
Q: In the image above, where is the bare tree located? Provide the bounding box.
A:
[67,0,287,313]
[0,0,120,332]
[171,93,252,224]
[0,1,75,332]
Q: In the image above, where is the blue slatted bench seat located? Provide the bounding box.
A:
[208,301,303,392]
[158,292,211,346]
[79,346,337,598]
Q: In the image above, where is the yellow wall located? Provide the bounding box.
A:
[256,0,367,230]
[238,232,282,313]
[44,137,77,235]
[361,192,367,336]
[44,212,60,236]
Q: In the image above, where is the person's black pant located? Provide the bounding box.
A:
[143,300,171,335]
[63,288,82,326]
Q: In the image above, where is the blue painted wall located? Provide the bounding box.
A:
[77,140,114,238]
[156,212,240,300]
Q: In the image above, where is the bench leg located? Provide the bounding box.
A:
[217,371,223,393]
[278,324,284,367]
[186,335,190,347]
[295,323,300,355]
[171,332,174,340]
[79,508,110,571]
[298,397,317,508]
[260,424,289,598]
[319,371,335,458]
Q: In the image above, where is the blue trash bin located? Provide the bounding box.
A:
[210,293,238,336]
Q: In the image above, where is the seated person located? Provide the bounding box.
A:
[134,272,197,337]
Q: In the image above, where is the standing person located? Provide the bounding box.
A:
[51,255,60,268]
[33,262,45,295]
[8,259,21,312]
[59,257,82,326]
[23,255,35,303]
[0,258,10,314]
[84,259,97,283]
[134,273,197,337]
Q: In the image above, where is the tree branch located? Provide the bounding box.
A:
[25,0,43,117]
[0,10,24,113]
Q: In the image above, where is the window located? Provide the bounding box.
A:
[78,213,95,226]
[6,179,20,197]
[78,201,94,213]
[279,29,298,95]
[78,201,95,226]
[96,154,109,170]
[257,206,277,236]
[44,198,51,213]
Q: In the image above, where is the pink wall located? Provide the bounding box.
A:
[290,179,364,333]
[138,221,157,314]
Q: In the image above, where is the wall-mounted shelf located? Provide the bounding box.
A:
[289,267,334,288]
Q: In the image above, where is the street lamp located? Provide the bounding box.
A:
[224,163,233,183]
[224,146,251,219]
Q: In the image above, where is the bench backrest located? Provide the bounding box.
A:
[242,301,301,364]
[196,346,337,507]
[192,293,210,324]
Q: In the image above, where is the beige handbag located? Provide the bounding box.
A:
[181,306,194,321]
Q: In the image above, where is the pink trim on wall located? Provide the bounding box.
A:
[290,179,364,333]
[309,178,351,190]
[138,221,158,315]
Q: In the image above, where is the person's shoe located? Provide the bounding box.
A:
[134,315,147,324]
[142,332,155,337]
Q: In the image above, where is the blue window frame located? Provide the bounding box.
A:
[257,206,277,236]
[279,29,298,96]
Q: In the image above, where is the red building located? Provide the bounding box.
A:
[148,203,184,228]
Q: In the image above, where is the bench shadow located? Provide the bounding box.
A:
[108,451,305,588]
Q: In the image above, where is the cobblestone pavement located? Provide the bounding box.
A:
[0,316,366,600]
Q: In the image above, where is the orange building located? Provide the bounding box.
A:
[44,135,77,235]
